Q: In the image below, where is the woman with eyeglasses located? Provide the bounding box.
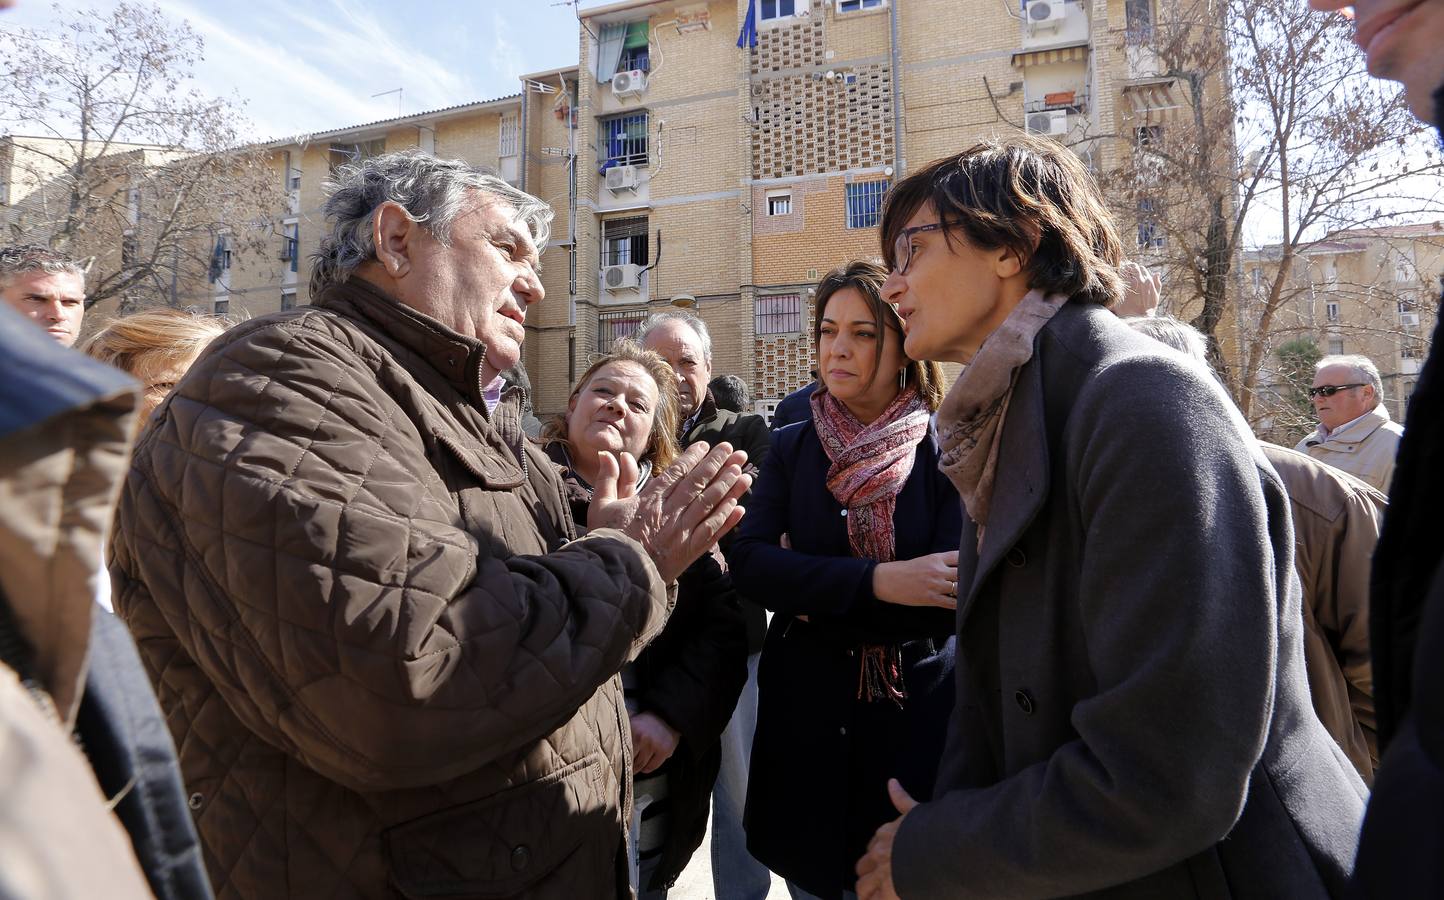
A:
[728,261,960,900]
[852,136,1366,900]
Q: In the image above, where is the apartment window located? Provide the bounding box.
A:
[1328,337,1345,355]
[1402,344,1424,359]
[1125,0,1154,43]
[1394,252,1413,283]
[1250,267,1263,293]
[756,293,803,335]
[846,180,889,229]
[281,289,297,311]
[838,0,884,11]
[122,230,139,268]
[1325,301,1340,323]
[760,0,797,21]
[499,111,519,158]
[599,309,646,351]
[603,216,650,267]
[328,138,385,173]
[766,191,793,216]
[0,180,8,206]
[214,297,230,315]
[1135,125,1164,148]
[600,112,649,168]
[1137,198,1165,249]
[598,21,651,81]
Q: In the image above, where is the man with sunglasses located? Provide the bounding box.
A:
[1295,355,1404,492]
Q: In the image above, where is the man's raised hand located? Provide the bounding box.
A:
[589,442,751,583]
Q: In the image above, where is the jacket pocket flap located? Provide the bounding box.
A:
[383,753,610,898]
[436,432,526,490]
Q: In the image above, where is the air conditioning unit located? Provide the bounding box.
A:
[611,70,648,98]
[603,263,642,292]
[1026,0,1067,30]
[1401,311,1421,327]
[1026,109,1069,136]
[605,164,640,192]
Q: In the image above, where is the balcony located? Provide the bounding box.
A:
[1025,90,1090,116]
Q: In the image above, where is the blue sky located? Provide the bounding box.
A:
[5,0,612,141]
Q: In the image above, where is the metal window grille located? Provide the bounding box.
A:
[499,112,519,157]
[1125,0,1154,43]
[767,194,792,216]
[846,180,889,229]
[1325,302,1340,322]
[619,45,650,72]
[756,293,803,335]
[761,0,796,20]
[599,310,646,351]
[600,113,649,168]
[604,216,650,266]
[281,290,297,311]
[1328,337,1344,355]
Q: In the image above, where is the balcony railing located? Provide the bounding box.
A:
[1025,90,1090,115]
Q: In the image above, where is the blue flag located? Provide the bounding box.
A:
[737,0,757,49]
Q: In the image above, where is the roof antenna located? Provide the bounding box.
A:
[371,88,403,116]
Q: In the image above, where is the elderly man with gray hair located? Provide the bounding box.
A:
[110,150,752,899]
[1296,354,1405,492]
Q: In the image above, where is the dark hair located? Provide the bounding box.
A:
[880,135,1124,306]
[812,260,945,411]
[709,374,751,413]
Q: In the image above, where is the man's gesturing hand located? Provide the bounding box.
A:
[589,441,751,583]
[856,779,919,900]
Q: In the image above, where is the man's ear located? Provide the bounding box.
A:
[373,201,417,278]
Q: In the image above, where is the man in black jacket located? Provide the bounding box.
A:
[639,309,774,900]
[1308,1,1444,895]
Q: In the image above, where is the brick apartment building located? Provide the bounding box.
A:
[34,0,1210,418]
[1242,222,1443,435]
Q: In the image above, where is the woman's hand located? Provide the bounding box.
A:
[872,551,959,609]
[630,711,681,774]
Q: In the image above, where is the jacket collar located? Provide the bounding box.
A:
[314,276,495,410]
[681,389,720,443]
[1306,404,1392,449]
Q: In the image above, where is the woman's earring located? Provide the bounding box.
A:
[899,367,908,389]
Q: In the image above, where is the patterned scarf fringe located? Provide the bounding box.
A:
[858,644,907,707]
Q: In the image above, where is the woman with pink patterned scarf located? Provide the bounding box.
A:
[728,261,962,900]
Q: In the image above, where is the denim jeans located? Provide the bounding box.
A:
[711,651,772,900]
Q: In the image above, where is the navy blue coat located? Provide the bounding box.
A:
[728,418,961,899]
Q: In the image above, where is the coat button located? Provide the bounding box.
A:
[1006,547,1027,568]
[1014,689,1035,715]
[188,792,204,810]
[511,845,531,872]
[839,726,847,736]
[840,509,848,517]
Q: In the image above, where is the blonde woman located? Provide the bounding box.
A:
[83,307,233,423]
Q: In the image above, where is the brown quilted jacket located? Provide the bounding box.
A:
[111,278,672,899]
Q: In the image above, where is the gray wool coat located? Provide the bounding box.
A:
[892,303,1367,899]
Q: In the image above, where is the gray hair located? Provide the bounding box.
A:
[0,244,85,288]
[1316,354,1383,400]
[636,309,713,364]
[1125,315,1209,366]
[310,149,552,292]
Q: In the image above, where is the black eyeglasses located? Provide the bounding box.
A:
[892,221,963,275]
[1307,383,1366,399]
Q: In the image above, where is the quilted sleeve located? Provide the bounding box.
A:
[113,317,670,793]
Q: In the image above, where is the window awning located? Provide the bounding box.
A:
[1011,42,1089,68]
[1123,77,1183,120]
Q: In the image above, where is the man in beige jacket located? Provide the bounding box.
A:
[1296,355,1405,492]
